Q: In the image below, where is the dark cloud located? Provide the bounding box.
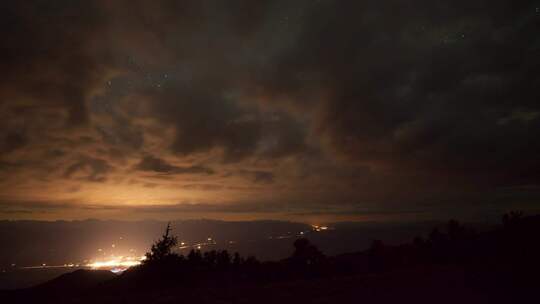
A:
[253,171,274,184]
[0,199,76,211]
[0,0,539,221]
[135,155,214,175]
[0,0,113,126]
[126,201,320,215]
[64,157,112,182]
[0,209,33,215]
[244,170,275,184]
[181,184,224,191]
[0,132,28,153]
[0,161,20,172]
[158,90,263,162]
[254,0,540,187]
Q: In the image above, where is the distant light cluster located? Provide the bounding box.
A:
[86,255,146,271]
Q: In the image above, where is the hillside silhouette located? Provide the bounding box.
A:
[2,212,540,303]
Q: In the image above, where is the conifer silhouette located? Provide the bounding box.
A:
[144,222,178,263]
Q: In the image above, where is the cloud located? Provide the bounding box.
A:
[253,171,274,184]
[0,1,539,221]
[0,1,114,127]
[181,184,224,191]
[0,132,28,153]
[134,155,214,175]
[252,0,540,186]
[64,157,112,182]
[238,170,274,184]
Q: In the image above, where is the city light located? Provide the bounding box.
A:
[86,255,146,271]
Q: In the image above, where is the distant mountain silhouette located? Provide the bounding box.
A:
[1,269,115,303]
[32,269,115,294]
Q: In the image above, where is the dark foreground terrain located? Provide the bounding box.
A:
[2,212,538,304]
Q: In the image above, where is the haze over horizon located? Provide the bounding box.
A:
[1,1,540,223]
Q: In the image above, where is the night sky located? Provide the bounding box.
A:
[1,1,540,222]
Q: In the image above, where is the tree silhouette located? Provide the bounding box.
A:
[144,222,178,263]
[291,238,325,266]
[217,250,231,268]
[187,249,202,265]
[203,250,219,266]
[503,211,524,228]
[233,252,242,266]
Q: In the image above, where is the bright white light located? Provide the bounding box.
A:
[86,255,146,270]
